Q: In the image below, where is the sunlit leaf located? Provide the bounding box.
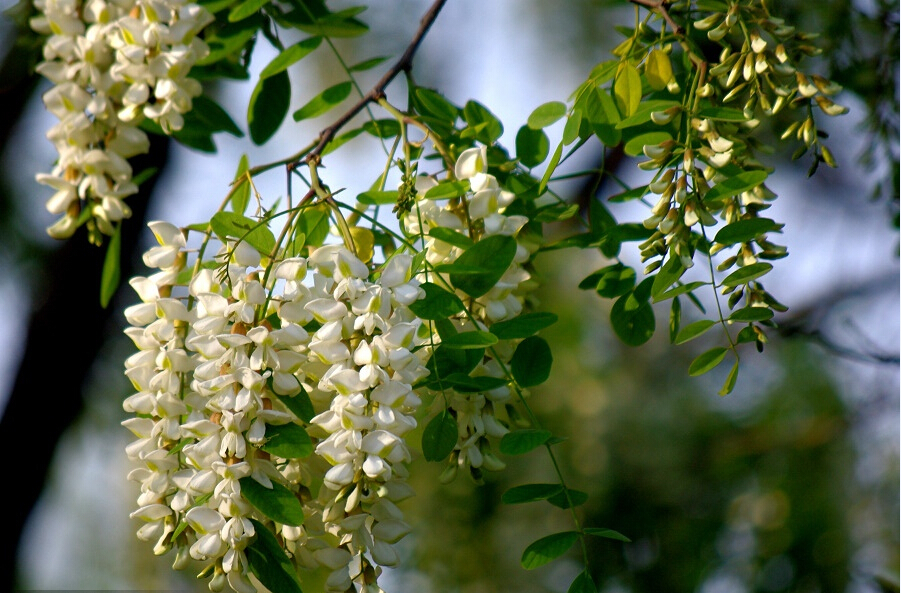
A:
[293,81,352,121]
[721,262,772,286]
[688,347,728,376]
[259,37,322,79]
[521,531,580,569]
[261,423,313,458]
[527,101,567,129]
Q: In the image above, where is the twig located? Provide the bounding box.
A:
[293,0,448,169]
[629,0,684,35]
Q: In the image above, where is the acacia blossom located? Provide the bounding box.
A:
[31,0,214,242]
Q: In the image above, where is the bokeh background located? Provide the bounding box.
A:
[0,0,898,591]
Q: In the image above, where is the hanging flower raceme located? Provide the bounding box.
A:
[123,220,432,593]
[31,0,215,243]
[402,146,542,481]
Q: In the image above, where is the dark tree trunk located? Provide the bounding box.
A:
[0,31,170,584]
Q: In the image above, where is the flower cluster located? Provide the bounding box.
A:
[31,0,214,242]
[122,222,429,592]
[402,147,539,480]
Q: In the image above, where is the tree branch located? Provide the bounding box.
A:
[629,0,684,35]
[295,0,448,169]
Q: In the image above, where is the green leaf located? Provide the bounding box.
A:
[654,280,708,302]
[539,141,563,195]
[231,154,250,215]
[361,118,401,138]
[357,190,399,205]
[435,373,507,393]
[441,330,498,349]
[521,531,580,569]
[248,69,290,145]
[579,264,635,298]
[349,55,388,72]
[547,488,588,509]
[583,527,631,543]
[428,227,473,249]
[613,62,642,117]
[714,218,781,245]
[276,388,314,423]
[670,296,681,343]
[608,185,648,203]
[426,345,483,379]
[729,306,774,322]
[615,99,680,129]
[534,203,579,223]
[719,360,740,395]
[322,127,366,156]
[447,235,517,298]
[568,571,597,593]
[100,223,121,308]
[259,37,322,79]
[246,519,304,593]
[423,180,469,200]
[527,101,567,129]
[422,410,458,462]
[502,483,563,505]
[645,48,673,90]
[688,347,728,376]
[624,131,672,157]
[239,477,305,526]
[228,0,269,22]
[131,167,158,187]
[296,204,330,248]
[413,87,459,121]
[211,211,276,255]
[196,16,260,66]
[192,95,243,137]
[650,256,685,299]
[261,423,312,458]
[463,100,503,144]
[610,290,656,346]
[500,429,552,455]
[563,109,583,145]
[697,107,748,121]
[511,336,552,387]
[673,319,716,344]
[289,9,369,37]
[721,262,773,287]
[516,125,550,168]
[408,282,464,320]
[293,81,352,121]
[490,312,558,340]
[705,170,769,202]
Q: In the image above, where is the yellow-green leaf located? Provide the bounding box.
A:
[645,49,673,91]
[614,62,642,117]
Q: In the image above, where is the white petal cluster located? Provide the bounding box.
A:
[403,146,540,480]
[295,246,429,592]
[123,223,429,592]
[31,0,214,240]
[404,146,536,323]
